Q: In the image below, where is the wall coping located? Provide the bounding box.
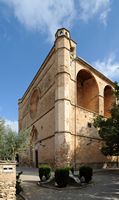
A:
[0,160,16,165]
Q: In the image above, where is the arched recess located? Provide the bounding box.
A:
[104,85,114,117]
[30,126,39,166]
[77,69,99,113]
[30,88,40,118]
[30,125,38,143]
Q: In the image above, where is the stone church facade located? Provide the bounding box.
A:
[18,28,114,168]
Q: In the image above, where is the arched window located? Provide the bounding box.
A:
[30,125,38,143]
[104,85,114,117]
[77,69,99,113]
[30,88,40,118]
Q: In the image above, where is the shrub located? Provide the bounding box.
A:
[16,171,23,194]
[39,164,51,181]
[55,166,70,187]
[79,166,93,183]
[16,181,23,194]
[70,166,74,174]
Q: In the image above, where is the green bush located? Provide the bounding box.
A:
[70,166,74,174]
[55,167,70,187]
[39,164,51,181]
[16,171,23,194]
[16,181,23,194]
[79,166,93,183]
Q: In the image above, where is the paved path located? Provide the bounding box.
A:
[17,167,119,200]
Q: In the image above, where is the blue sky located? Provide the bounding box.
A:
[0,0,119,131]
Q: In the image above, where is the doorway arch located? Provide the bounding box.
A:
[30,126,39,167]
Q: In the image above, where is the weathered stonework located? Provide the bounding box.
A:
[18,28,115,168]
[0,162,16,200]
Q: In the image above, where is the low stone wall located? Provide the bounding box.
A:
[0,161,16,200]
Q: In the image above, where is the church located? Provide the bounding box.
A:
[18,28,114,168]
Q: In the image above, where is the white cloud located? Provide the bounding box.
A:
[1,0,76,40]
[5,119,18,132]
[93,53,119,81]
[1,0,111,40]
[78,0,111,25]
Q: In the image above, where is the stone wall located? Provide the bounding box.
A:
[0,162,16,200]
[18,48,56,167]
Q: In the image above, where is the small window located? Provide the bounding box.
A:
[65,31,68,36]
[87,122,92,128]
[60,31,63,35]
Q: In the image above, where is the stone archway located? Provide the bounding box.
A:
[77,69,99,113]
[30,126,38,167]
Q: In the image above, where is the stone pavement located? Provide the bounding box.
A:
[17,167,119,200]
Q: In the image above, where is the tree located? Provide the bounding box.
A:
[0,119,30,161]
[93,82,119,157]
[114,81,119,100]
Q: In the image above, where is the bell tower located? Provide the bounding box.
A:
[54,28,76,167]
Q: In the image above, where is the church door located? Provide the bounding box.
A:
[35,150,38,168]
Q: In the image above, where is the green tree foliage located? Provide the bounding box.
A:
[0,119,30,161]
[93,82,119,156]
[114,81,119,100]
